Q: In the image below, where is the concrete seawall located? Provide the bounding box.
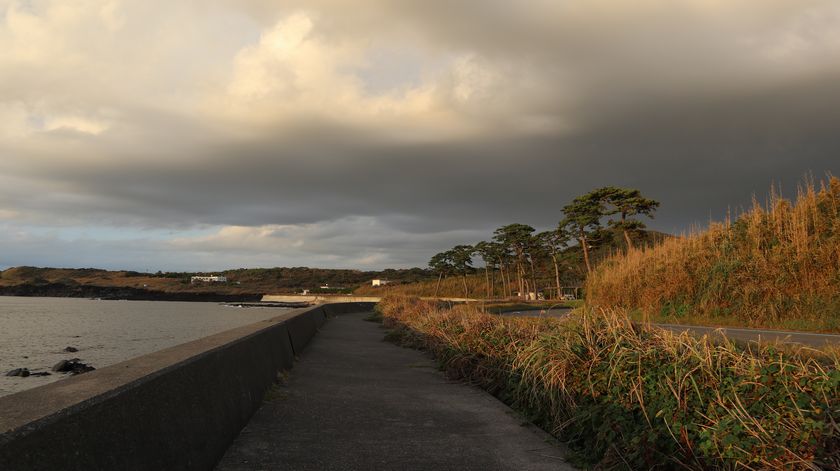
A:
[0,302,375,471]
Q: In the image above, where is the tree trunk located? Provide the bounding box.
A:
[551,254,561,300]
[498,264,505,298]
[434,272,443,297]
[622,213,634,250]
[529,257,538,301]
[490,265,496,298]
[484,265,491,299]
[462,274,469,298]
[580,230,592,274]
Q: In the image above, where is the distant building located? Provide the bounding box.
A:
[191,275,227,283]
[371,279,391,287]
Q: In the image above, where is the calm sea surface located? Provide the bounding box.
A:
[0,296,289,397]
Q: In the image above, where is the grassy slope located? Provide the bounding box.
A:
[587,177,840,332]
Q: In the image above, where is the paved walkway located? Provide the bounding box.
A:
[216,312,573,471]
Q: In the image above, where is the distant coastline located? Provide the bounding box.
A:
[0,283,262,302]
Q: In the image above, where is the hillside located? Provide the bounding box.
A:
[0,266,432,300]
[587,177,840,332]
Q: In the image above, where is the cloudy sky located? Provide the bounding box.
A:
[1,0,838,271]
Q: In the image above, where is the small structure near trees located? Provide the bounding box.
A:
[190,275,227,283]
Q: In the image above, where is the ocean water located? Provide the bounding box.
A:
[0,296,288,397]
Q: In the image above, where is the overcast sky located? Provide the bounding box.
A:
[1,0,838,271]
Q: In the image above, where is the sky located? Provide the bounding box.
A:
[1,0,839,271]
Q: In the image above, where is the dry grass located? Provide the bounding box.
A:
[379,295,839,470]
[586,176,840,332]
[355,274,489,298]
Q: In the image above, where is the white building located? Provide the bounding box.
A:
[191,275,228,283]
[371,279,391,287]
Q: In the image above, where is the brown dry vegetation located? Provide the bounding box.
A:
[587,177,840,332]
[379,296,839,469]
[355,274,488,298]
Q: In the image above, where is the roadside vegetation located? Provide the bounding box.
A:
[587,177,840,333]
[368,176,840,333]
[378,296,839,470]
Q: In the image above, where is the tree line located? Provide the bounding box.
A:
[429,187,660,299]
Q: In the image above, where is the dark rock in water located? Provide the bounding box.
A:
[52,358,95,375]
[6,368,30,377]
[64,346,79,352]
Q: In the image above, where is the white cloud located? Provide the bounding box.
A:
[0,209,19,220]
[0,101,30,139]
[214,11,476,139]
[167,217,485,268]
[43,115,109,135]
[0,217,486,270]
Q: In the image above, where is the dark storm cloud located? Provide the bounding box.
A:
[1,0,839,269]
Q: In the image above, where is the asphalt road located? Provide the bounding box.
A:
[655,323,840,348]
[498,308,572,319]
[499,309,839,347]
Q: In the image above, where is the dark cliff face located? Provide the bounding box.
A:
[0,283,262,302]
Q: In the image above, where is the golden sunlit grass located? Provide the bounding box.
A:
[378,296,839,469]
[587,176,840,332]
[355,274,487,298]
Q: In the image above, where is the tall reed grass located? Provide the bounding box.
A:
[587,176,840,332]
[378,296,839,469]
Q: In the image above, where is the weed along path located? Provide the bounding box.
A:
[215,312,573,471]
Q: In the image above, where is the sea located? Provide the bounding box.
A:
[0,296,289,397]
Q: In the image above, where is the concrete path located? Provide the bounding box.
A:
[216,312,573,471]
